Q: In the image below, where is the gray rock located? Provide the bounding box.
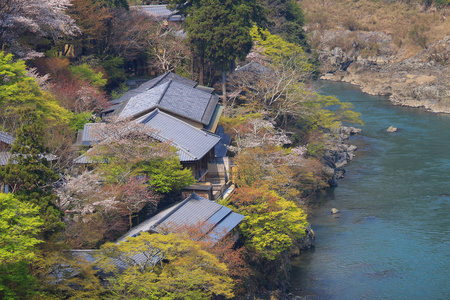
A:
[387,126,398,132]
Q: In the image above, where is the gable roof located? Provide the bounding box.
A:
[0,131,14,145]
[112,72,198,107]
[235,61,271,74]
[115,79,218,125]
[136,5,183,22]
[136,109,221,162]
[118,193,245,244]
[0,151,58,166]
[77,109,221,163]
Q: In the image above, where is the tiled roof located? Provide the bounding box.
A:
[78,109,220,163]
[0,152,10,166]
[0,151,57,166]
[136,109,221,162]
[235,61,271,74]
[113,72,197,107]
[116,79,218,125]
[137,5,176,19]
[214,126,231,158]
[0,131,14,145]
[80,123,107,146]
[118,193,245,243]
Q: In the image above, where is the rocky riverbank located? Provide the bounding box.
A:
[315,30,450,113]
[322,126,361,186]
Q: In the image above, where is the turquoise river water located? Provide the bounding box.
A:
[290,81,450,299]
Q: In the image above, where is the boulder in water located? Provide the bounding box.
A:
[387,126,398,132]
[331,208,340,214]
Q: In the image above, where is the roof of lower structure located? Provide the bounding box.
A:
[0,151,58,166]
[235,60,271,74]
[76,109,221,163]
[136,5,183,22]
[115,79,218,126]
[118,193,245,244]
[0,131,14,145]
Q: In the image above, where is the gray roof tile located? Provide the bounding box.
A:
[0,151,10,166]
[117,79,218,125]
[136,109,221,162]
[138,5,176,18]
[79,109,220,163]
[81,123,107,146]
[0,131,14,145]
[113,72,197,108]
[0,151,57,166]
[117,193,245,244]
[111,72,218,126]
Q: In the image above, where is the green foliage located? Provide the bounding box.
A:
[70,64,107,87]
[306,142,325,158]
[229,186,308,260]
[136,156,195,194]
[100,57,126,90]
[110,82,130,100]
[69,112,93,131]
[297,93,363,134]
[0,262,39,300]
[0,109,65,238]
[96,232,234,299]
[0,194,43,264]
[262,0,308,47]
[250,26,313,71]
[0,52,71,130]
[0,194,42,300]
[96,0,129,9]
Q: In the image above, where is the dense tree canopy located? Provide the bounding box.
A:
[96,232,234,299]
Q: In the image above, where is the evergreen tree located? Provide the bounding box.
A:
[0,108,64,239]
[169,0,265,90]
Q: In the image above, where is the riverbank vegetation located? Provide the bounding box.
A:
[0,0,363,298]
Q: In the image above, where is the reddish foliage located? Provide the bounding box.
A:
[51,78,110,113]
[118,176,159,229]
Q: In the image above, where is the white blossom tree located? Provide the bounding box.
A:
[0,0,80,59]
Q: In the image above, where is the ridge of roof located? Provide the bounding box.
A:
[138,109,220,139]
[156,79,172,105]
[148,72,170,91]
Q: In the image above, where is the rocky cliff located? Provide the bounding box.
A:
[316,30,450,113]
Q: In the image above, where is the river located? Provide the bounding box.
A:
[290,81,450,299]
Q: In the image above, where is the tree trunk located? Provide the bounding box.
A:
[222,61,227,106]
[199,55,204,85]
[129,213,132,229]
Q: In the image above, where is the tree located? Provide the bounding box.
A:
[262,0,308,48]
[0,193,42,300]
[0,0,79,59]
[0,108,65,238]
[118,176,159,229]
[0,193,43,265]
[228,185,308,260]
[96,232,234,299]
[0,51,71,134]
[169,0,265,88]
[135,156,195,194]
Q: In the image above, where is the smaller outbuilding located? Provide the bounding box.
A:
[118,193,245,244]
